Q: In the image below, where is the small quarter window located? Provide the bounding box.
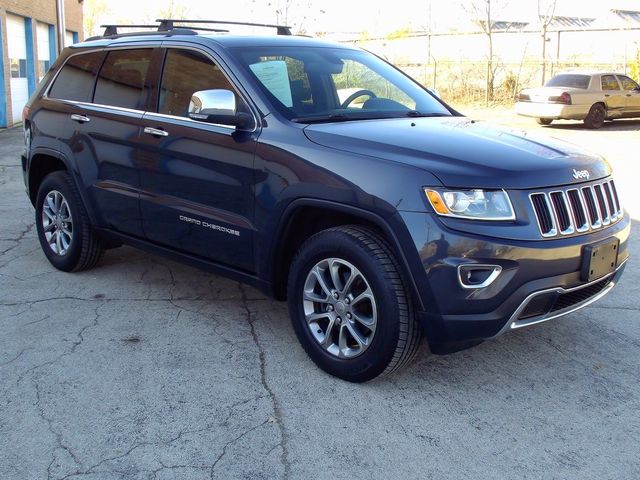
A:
[49,51,104,102]
[601,75,620,91]
[94,49,153,110]
[158,49,235,117]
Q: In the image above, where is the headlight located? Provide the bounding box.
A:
[424,188,515,221]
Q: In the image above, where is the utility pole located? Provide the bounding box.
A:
[55,0,66,54]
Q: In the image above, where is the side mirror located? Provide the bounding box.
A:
[188,89,253,129]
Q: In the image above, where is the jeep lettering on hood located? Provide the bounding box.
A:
[303,117,610,189]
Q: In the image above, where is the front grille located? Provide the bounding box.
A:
[549,276,612,312]
[530,179,622,238]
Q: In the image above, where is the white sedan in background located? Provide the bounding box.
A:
[515,72,640,129]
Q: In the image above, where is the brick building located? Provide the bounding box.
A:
[1,0,83,127]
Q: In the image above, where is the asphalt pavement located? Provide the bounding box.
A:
[1,121,639,479]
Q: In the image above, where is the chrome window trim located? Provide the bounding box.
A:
[42,44,260,133]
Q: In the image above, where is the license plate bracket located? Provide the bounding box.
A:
[581,238,619,282]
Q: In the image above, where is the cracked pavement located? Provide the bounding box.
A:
[1,121,639,479]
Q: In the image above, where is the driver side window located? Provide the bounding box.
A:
[159,49,234,117]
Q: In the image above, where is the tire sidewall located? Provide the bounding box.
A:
[288,230,404,381]
[585,104,605,129]
[35,172,84,271]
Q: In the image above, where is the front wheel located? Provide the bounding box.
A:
[536,118,553,126]
[287,226,422,382]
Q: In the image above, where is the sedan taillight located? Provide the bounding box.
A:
[548,92,571,105]
[517,92,530,102]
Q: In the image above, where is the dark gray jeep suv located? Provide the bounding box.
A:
[21,21,629,381]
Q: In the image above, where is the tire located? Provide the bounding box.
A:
[287,225,422,382]
[583,104,606,129]
[536,118,552,126]
[35,171,104,272]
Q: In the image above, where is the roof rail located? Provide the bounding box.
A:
[157,19,293,36]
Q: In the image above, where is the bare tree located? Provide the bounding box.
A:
[538,0,558,85]
[464,0,499,106]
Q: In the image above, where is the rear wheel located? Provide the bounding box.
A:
[35,171,104,272]
[583,104,606,129]
[536,118,553,126]
[287,225,422,382]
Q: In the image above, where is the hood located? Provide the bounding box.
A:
[303,117,610,189]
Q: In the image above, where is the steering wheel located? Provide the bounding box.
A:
[340,89,377,109]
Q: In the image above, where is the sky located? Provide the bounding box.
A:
[84,0,640,37]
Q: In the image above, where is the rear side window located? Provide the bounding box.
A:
[545,74,591,89]
[601,75,620,91]
[48,51,104,102]
[617,75,639,91]
[94,49,153,110]
[158,49,234,117]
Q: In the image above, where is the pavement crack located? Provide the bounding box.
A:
[239,283,290,479]
[33,377,83,479]
[209,419,269,478]
[0,222,35,256]
[0,347,33,368]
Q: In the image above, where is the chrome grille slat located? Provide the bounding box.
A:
[567,188,589,232]
[530,179,622,238]
[593,184,610,225]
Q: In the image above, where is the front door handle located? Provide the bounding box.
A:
[144,126,169,137]
[70,114,90,123]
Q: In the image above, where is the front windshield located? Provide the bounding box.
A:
[232,46,451,122]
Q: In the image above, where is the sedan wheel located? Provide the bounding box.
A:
[583,104,606,129]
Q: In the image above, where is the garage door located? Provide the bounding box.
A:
[37,22,51,82]
[6,14,29,124]
[65,30,74,47]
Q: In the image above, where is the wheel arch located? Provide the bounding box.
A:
[27,148,97,224]
[268,199,425,310]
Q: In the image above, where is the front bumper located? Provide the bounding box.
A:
[515,102,589,120]
[399,211,630,354]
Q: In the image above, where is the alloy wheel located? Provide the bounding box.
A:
[302,257,377,358]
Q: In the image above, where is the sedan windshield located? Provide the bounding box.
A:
[545,74,591,89]
[232,46,451,122]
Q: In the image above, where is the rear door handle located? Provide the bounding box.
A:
[143,126,169,137]
[70,114,90,123]
[604,94,610,97]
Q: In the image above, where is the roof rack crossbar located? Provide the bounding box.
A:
[100,24,159,36]
[156,19,293,35]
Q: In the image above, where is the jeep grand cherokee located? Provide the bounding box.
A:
[21,21,629,382]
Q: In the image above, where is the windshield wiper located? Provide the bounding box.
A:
[292,113,385,124]
[406,110,451,118]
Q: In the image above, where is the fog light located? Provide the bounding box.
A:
[458,264,502,289]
